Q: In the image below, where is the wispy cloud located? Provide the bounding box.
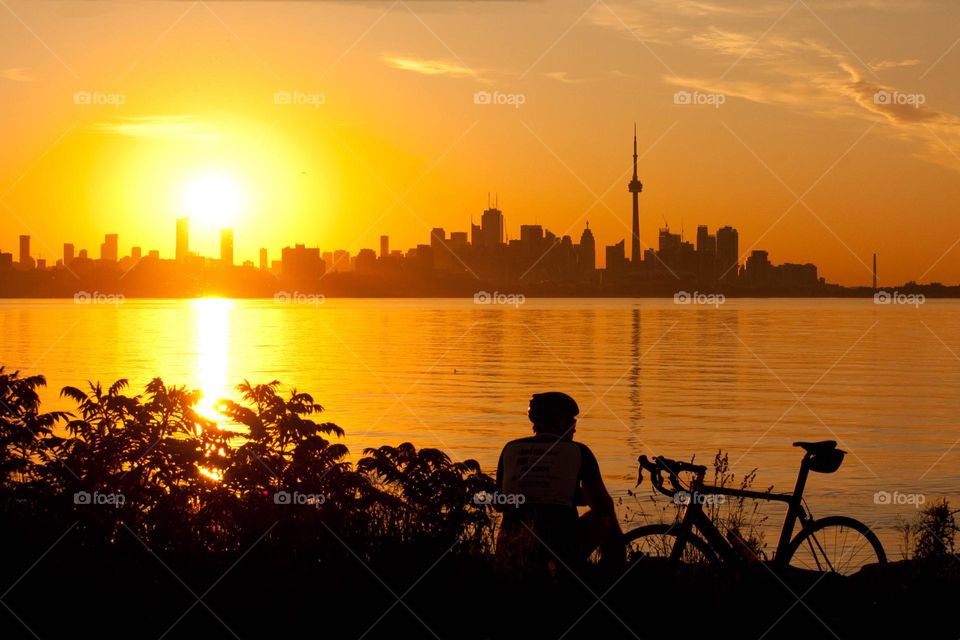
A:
[89,116,222,141]
[544,71,587,84]
[1,67,37,82]
[382,54,476,79]
[871,58,922,71]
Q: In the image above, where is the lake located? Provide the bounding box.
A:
[2,297,957,556]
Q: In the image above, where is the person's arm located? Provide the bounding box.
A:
[579,446,617,518]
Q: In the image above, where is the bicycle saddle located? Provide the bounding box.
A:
[792,440,837,454]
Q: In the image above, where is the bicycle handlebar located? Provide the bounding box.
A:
[637,455,707,497]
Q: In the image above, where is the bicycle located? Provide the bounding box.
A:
[625,440,886,575]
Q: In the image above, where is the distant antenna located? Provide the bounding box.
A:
[487,192,491,209]
[495,192,499,208]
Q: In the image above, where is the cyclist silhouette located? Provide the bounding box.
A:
[495,392,625,574]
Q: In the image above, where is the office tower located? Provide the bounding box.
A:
[744,250,771,285]
[716,226,739,282]
[63,243,75,266]
[356,248,378,273]
[380,235,389,259]
[628,124,643,265]
[36,258,46,270]
[19,235,30,267]
[220,228,234,266]
[176,217,189,261]
[260,248,268,271]
[78,249,88,259]
[281,244,323,283]
[101,234,118,262]
[519,224,544,253]
[578,222,596,272]
[471,221,482,247]
[696,225,717,286]
[131,246,142,261]
[605,239,626,274]
[480,204,504,248]
[0,253,12,269]
[333,250,350,272]
[147,250,159,259]
[449,231,468,245]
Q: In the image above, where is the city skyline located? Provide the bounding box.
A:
[3,2,960,287]
[4,128,833,294]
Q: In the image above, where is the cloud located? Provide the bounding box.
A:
[1,68,38,82]
[382,55,476,79]
[544,71,587,84]
[871,59,922,71]
[89,116,222,141]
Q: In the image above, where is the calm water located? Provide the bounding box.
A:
[2,298,958,555]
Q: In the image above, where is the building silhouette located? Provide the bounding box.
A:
[628,125,643,266]
[176,217,189,261]
[220,228,234,267]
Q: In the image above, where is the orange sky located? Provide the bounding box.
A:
[2,0,960,285]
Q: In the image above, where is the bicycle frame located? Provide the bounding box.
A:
[665,454,815,565]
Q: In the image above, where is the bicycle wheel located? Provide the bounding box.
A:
[783,515,886,575]
[623,523,718,564]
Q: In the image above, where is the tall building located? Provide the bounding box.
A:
[578,222,596,272]
[480,205,504,248]
[628,124,643,265]
[281,244,323,283]
[131,246,142,261]
[696,225,717,286]
[63,243,75,266]
[19,235,31,268]
[380,235,389,259]
[260,248,268,271]
[716,226,739,283]
[605,239,626,274]
[101,234,118,262]
[176,217,189,261]
[220,228,234,266]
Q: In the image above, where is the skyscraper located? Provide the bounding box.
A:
[380,235,389,259]
[19,235,30,267]
[63,243,75,266]
[101,234,118,262]
[176,217,189,261]
[480,204,504,248]
[260,248,268,271]
[628,124,643,266]
[716,226,739,283]
[220,228,234,266]
[578,221,596,272]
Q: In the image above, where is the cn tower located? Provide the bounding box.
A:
[628,124,643,265]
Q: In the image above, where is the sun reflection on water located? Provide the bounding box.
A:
[192,297,233,424]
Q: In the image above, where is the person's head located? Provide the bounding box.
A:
[528,392,579,439]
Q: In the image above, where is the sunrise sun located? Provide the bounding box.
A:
[181,172,246,228]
